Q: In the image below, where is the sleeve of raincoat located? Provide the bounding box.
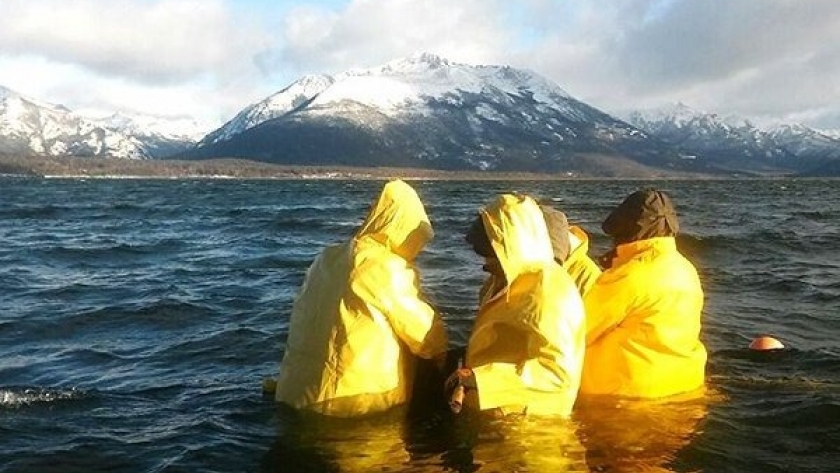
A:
[353,254,448,359]
[583,267,637,345]
[470,334,575,410]
[471,281,585,411]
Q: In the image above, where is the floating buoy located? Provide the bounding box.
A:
[749,336,785,351]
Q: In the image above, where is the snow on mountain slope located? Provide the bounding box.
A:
[767,123,840,159]
[199,74,335,145]
[823,129,840,140]
[313,52,573,113]
[0,85,148,159]
[95,112,209,142]
[190,53,677,173]
[625,103,840,166]
[0,85,209,159]
[92,112,210,158]
[199,53,587,146]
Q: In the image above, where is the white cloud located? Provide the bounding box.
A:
[1,0,839,130]
[0,0,267,82]
[500,0,840,128]
[274,0,512,74]
[0,0,282,125]
[0,56,243,127]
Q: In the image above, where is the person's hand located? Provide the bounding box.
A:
[444,368,476,414]
[444,367,477,392]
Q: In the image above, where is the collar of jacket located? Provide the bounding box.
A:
[613,236,676,266]
[566,225,590,265]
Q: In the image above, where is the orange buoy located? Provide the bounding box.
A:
[749,336,785,351]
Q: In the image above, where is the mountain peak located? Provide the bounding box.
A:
[396,52,450,68]
[1,84,206,159]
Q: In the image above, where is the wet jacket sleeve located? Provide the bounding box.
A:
[354,255,448,359]
[471,284,584,412]
[471,335,570,409]
[583,269,635,345]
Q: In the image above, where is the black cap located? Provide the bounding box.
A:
[602,189,679,244]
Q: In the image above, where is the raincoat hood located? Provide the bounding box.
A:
[356,180,433,261]
[602,189,679,245]
[480,194,555,283]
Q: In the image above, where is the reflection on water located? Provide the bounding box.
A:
[262,405,592,473]
[262,407,416,473]
[260,360,714,472]
[575,393,715,473]
[261,395,714,473]
[467,414,588,472]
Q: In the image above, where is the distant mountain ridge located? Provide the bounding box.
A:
[624,103,840,173]
[0,85,205,159]
[4,54,840,176]
[187,54,840,175]
[186,53,690,174]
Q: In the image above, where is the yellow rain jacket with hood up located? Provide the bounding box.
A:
[465,195,586,416]
[275,180,448,417]
[581,189,706,399]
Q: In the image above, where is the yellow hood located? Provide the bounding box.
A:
[480,194,555,285]
[356,180,432,261]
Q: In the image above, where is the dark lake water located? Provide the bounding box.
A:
[1,177,838,472]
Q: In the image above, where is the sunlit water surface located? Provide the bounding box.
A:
[1,178,838,472]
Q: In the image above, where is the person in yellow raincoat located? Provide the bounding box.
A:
[274,179,449,417]
[447,194,585,416]
[541,205,601,297]
[581,188,706,399]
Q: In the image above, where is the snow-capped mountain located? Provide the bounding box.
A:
[822,129,840,140]
[767,123,840,161]
[92,112,209,158]
[0,85,148,159]
[189,53,684,173]
[625,103,840,171]
[0,86,207,159]
[199,74,335,146]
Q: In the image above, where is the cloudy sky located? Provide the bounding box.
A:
[2,0,839,131]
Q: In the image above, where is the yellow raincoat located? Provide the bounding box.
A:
[275,180,448,417]
[466,195,585,416]
[581,237,706,398]
[565,225,601,297]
